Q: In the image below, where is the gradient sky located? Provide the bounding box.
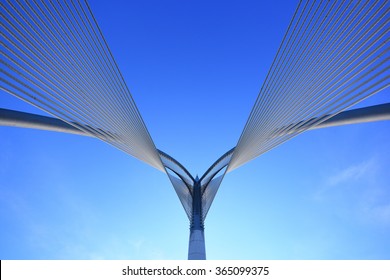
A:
[1,0,389,260]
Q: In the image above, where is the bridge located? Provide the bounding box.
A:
[1,0,389,259]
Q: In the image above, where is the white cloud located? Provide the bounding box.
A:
[313,156,390,227]
[363,203,390,226]
[130,238,145,255]
[325,158,376,187]
[360,185,390,227]
[312,158,378,200]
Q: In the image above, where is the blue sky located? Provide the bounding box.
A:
[1,0,389,259]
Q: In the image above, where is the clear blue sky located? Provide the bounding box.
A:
[1,0,389,260]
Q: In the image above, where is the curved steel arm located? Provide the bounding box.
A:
[199,103,390,187]
[0,108,86,136]
[312,103,390,129]
[158,149,195,185]
[1,103,389,176]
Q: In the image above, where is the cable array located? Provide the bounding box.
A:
[1,0,164,170]
[229,0,390,171]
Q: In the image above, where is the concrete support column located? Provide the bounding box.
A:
[188,228,206,260]
[188,176,206,260]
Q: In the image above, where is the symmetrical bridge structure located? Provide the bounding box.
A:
[1,0,389,259]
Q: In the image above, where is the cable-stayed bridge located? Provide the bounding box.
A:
[1,0,389,259]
